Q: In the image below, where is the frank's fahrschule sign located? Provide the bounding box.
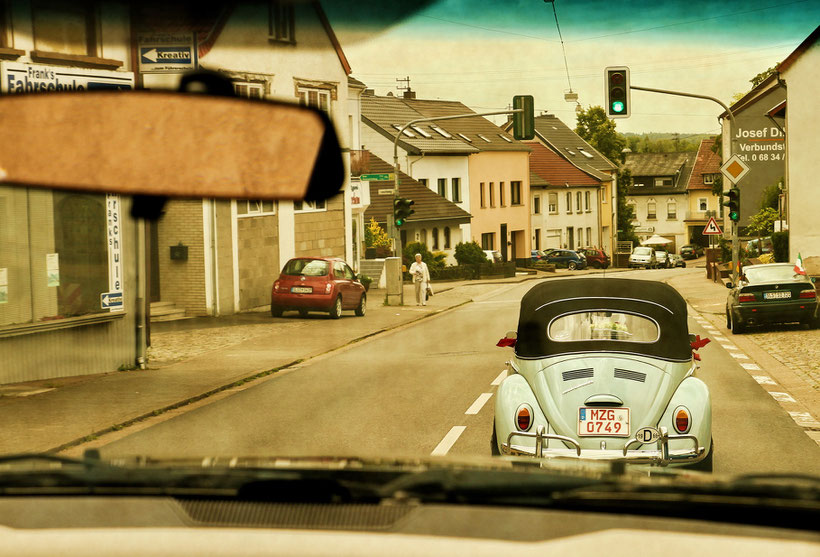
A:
[1,62,134,93]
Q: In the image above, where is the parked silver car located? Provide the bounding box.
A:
[628,246,657,269]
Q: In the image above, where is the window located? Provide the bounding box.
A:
[566,192,572,213]
[499,182,505,207]
[584,191,591,212]
[489,182,495,207]
[698,198,708,211]
[237,200,276,217]
[511,181,521,205]
[444,227,451,249]
[418,178,428,189]
[419,229,427,245]
[578,148,594,159]
[298,87,331,114]
[293,199,326,212]
[269,0,295,43]
[667,201,677,220]
[457,133,472,142]
[392,124,415,138]
[32,1,96,56]
[586,227,592,245]
[533,196,541,215]
[703,174,714,184]
[577,228,583,246]
[284,259,329,277]
[548,193,558,214]
[411,125,432,138]
[481,232,494,250]
[498,134,513,143]
[647,201,657,220]
[534,229,540,250]
[549,311,659,343]
[333,262,346,279]
[430,125,452,138]
[451,178,461,203]
[480,182,486,208]
[234,82,264,99]
[437,178,446,198]
[432,227,439,250]
[576,192,582,213]
[477,134,491,143]
[654,177,673,187]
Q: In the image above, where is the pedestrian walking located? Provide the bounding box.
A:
[409,253,431,306]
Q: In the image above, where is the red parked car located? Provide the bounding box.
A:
[271,257,367,319]
[580,247,611,269]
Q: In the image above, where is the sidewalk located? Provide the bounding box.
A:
[0,269,562,455]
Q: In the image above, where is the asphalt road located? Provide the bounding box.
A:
[99,268,820,476]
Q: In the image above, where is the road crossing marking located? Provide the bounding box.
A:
[769,391,796,403]
[741,363,762,371]
[491,370,507,385]
[720,343,735,350]
[465,393,493,415]
[712,335,728,341]
[788,412,820,429]
[729,352,750,359]
[431,426,466,456]
[753,375,776,385]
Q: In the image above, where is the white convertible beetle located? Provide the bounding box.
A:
[493,278,713,470]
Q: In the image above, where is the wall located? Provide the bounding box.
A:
[294,195,345,258]
[157,200,206,316]
[237,213,279,310]
[628,193,688,250]
[532,186,600,250]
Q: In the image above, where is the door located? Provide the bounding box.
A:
[510,230,518,262]
[566,227,574,250]
[500,223,508,262]
[334,261,351,307]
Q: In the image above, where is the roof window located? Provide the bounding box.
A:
[392,124,415,138]
[498,134,513,143]
[578,148,594,159]
[477,134,492,143]
[430,125,452,139]
[565,148,576,155]
[410,125,432,138]
[457,133,472,142]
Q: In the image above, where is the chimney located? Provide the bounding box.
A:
[403,90,416,100]
[363,88,374,96]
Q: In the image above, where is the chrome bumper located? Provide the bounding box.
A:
[501,425,706,467]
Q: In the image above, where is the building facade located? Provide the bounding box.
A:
[684,138,723,246]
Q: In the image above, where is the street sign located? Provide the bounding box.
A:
[138,33,197,73]
[702,217,723,235]
[378,188,395,195]
[101,291,123,310]
[720,154,750,183]
[361,173,395,181]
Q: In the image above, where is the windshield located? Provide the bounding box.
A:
[1,0,819,539]
[549,311,659,342]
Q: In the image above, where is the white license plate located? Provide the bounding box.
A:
[578,407,630,437]
[290,286,312,294]
[763,291,791,300]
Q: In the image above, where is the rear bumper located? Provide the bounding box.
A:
[501,426,706,467]
[735,300,818,324]
[271,291,334,309]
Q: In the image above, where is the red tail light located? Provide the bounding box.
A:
[673,406,691,434]
[273,281,280,292]
[516,404,532,431]
[738,293,756,303]
[799,289,816,299]
[325,282,332,294]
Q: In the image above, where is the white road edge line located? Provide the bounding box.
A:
[491,370,507,386]
[465,393,493,415]
[431,426,467,456]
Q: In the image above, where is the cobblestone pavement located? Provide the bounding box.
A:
[743,325,820,392]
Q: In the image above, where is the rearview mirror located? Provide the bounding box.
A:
[0,91,343,201]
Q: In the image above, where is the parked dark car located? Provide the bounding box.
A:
[530,249,546,261]
[680,244,704,260]
[544,249,587,270]
[271,257,367,319]
[725,263,818,333]
[579,247,610,269]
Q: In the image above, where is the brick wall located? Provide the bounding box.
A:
[157,200,206,316]
[237,214,279,310]
[294,195,345,258]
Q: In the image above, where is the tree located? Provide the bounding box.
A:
[364,217,390,248]
[746,207,779,238]
[759,180,782,211]
[750,66,776,88]
[453,241,487,265]
[616,168,638,245]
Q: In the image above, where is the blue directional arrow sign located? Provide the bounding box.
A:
[101,292,123,310]
[137,33,197,73]
[140,47,193,65]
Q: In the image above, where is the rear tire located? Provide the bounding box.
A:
[729,310,745,334]
[271,304,283,318]
[568,261,577,271]
[329,296,342,319]
[491,422,501,456]
[355,294,366,317]
[687,438,714,472]
[593,261,602,269]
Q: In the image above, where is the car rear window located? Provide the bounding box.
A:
[744,265,809,283]
[633,247,652,255]
[282,259,329,277]
[548,311,660,343]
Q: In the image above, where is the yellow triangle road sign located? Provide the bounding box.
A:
[702,217,723,235]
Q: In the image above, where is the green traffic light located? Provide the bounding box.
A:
[395,218,405,226]
[612,101,624,113]
[729,212,739,221]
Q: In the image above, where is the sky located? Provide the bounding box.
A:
[326,0,819,135]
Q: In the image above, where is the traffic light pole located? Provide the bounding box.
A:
[628,85,739,284]
[390,108,525,305]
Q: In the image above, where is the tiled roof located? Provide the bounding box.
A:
[404,99,530,152]
[348,76,367,89]
[530,114,617,176]
[624,152,695,195]
[527,142,601,188]
[361,152,472,225]
[361,95,479,155]
[688,138,721,190]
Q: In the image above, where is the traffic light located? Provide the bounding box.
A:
[723,187,740,222]
[512,95,534,140]
[605,66,630,118]
[393,197,415,227]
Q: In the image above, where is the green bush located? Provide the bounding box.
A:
[771,231,789,263]
[454,241,487,265]
[402,242,446,271]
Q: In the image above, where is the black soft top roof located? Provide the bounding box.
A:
[515,278,691,362]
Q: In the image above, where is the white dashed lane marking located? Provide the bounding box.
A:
[789,412,820,429]
[465,393,493,415]
[770,391,797,403]
[491,370,507,385]
[741,363,762,371]
[729,352,750,360]
[431,426,466,456]
[753,375,777,385]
